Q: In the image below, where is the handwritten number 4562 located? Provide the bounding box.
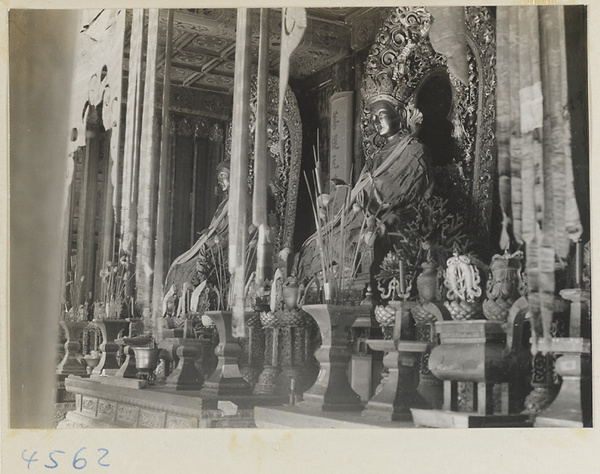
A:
[21,448,110,469]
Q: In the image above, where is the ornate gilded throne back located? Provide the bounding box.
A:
[361,6,497,255]
[225,75,303,254]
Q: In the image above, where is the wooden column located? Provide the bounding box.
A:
[152,9,174,342]
[228,8,253,338]
[136,9,161,332]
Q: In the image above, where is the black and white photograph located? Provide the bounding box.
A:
[4,2,596,471]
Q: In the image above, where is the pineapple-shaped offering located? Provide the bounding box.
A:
[482,251,526,323]
[443,253,483,320]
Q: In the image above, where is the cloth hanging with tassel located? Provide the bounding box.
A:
[496,6,582,353]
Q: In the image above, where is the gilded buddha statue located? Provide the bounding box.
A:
[295,72,434,301]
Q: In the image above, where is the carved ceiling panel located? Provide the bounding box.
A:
[194,73,234,91]
[173,50,210,65]
[129,8,371,96]
[156,65,195,85]
[188,34,231,54]
[211,60,236,77]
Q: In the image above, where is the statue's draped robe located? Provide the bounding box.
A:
[165,197,229,293]
[295,134,433,288]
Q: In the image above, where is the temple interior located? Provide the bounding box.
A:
[9,6,591,430]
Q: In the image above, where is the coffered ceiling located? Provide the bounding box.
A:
[124,8,381,97]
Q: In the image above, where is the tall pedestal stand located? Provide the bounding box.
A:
[91,319,129,376]
[56,321,88,376]
[361,339,429,421]
[200,311,252,397]
[55,321,87,426]
[535,289,591,427]
[115,319,146,378]
[298,305,369,412]
[415,322,444,409]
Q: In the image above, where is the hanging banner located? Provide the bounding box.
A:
[428,7,468,86]
[278,8,307,143]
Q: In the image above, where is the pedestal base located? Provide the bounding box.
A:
[361,340,429,421]
[198,311,252,397]
[411,409,533,428]
[533,341,591,427]
[92,319,128,375]
[165,341,204,390]
[115,345,138,378]
[299,305,368,412]
[56,321,88,376]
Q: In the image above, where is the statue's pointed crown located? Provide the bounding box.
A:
[364,72,402,109]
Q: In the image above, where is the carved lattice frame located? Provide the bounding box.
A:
[360,6,497,247]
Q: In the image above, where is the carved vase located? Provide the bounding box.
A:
[165,339,204,390]
[56,321,88,376]
[132,347,162,384]
[83,355,101,375]
[483,252,525,324]
[299,304,369,412]
[199,311,252,397]
[416,259,440,303]
[91,319,128,376]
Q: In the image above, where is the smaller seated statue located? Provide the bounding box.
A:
[164,160,234,320]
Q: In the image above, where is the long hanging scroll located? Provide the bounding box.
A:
[507,7,523,245]
[229,9,253,338]
[278,8,306,173]
[495,7,511,250]
[151,9,174,342]
[121,10,145,254]
[539,6,582,257]
[253,9,272,285]
[136,9,161,331]
[277,7,306,269]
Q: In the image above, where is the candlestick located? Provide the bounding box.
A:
[399,259,406,295]
[575,240,583,287]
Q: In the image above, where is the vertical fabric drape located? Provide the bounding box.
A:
[495,6,582,353]
[136,9,161,331]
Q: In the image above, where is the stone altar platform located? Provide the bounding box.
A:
[410,409,533,428]
[59,376,286,428]
[254,406,416,429]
